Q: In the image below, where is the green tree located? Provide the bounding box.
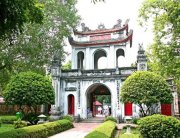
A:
[0,0,79,91]
[138,0,180,79]
[3,72,54,111]
[121,71,173,117]
[62,61,72,70]
[96,95,111,104]
[0,0,43,38]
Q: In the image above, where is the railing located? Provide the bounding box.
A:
[61,67,137,77]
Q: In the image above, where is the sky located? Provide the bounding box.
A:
[64,0,153,66]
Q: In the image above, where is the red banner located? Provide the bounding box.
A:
[90,34,111,41]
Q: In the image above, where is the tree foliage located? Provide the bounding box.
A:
[3,72,54,111]
[62,61,72,70]
[0,0,43,38]
[0,0,79,91]
[138,114,180,138]
[96,95,111,104]
[138,0,180,79]
[121,71,173,116]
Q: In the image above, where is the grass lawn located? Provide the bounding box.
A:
[119,128,141,138]
[0,124,14,133]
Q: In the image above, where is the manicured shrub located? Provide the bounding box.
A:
[104,116,117,123]
[131,117,140,124]
[14,119,27,129]
[137,114,180,138]
[61,115,74,122]
[0,119,73,138]
[121,71,173,117]
[22,113,39,125]
[3,72,55,125]
[0,117,2,127]
[85,121,116,138]
[0,116,17,124]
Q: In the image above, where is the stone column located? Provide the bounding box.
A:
[109,45,115,68]
[85,47,90,69]
[137,44,147,71]
[50,58,61,120]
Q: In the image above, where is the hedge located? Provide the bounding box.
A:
[85,121,116,138]
[61,115,74,122]
[138,114,180,138]
[0,116,17,124]
[104,116,117,123]
[0,119,73,138]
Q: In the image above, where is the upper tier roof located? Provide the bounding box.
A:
[73,19,129,36]
[69,19,133,47]
[69,30,133,47]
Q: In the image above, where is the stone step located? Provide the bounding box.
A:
[81,120,104,123]
[80,117,104,123]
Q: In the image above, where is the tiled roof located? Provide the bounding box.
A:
[69,30,133,47]
[73,19,129,36]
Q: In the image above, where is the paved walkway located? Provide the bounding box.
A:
[49,122,137,138]
[49,123,100,138]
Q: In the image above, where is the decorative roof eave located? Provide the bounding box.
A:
[69,30,133,47]
[73,19,129,36]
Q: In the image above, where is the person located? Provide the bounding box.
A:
[98,106,102,114]
[103,105,109,117]
[109,107,111,115]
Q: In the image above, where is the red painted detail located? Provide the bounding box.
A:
[73,20,129,36]
[90,34,111,41]
[69,30,133,47]
[68,94,74,115]
[124,102,132,116]
[161,104,171,116]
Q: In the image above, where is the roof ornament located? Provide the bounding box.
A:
[138,43,144,51]
[113,19,122,28]
[123,19,130,26]
[98,23,105,30]
[81,23,90,32]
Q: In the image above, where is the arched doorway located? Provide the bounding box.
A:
[86,84,111,118]
[68,94,74,115]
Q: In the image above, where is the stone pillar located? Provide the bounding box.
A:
[109,45,115,68]
[85,47,90,69]
[71,47,76,69]
[50,58,61,120]
[137,44,147,71]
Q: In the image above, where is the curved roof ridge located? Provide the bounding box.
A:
[73,19,129,36]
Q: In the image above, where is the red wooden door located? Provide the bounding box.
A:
[161,104,171,116]
[68,95,74,115]
[124,102,132,116]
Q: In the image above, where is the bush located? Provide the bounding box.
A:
[137,114,180,138]
[0,116,17,124]
[121,71,173,117]
[3,71,55,124]
[0,119,73,138]
[14,119,27,129]
[0,117,2,127]
[131,118,139,124]
[104,116,117,123]
[85,121,116,138]
[61,115,74,122]
[22,113,39,125]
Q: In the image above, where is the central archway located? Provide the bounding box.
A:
[86,83,111,118]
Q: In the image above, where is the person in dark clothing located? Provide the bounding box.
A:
[109,107,111,115]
